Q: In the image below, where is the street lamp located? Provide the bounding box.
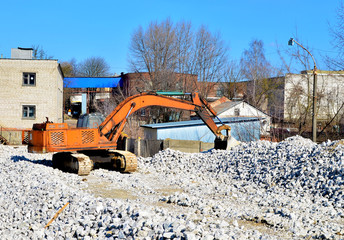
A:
[288,38,318,142]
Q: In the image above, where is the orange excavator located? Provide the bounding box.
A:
[28,92,233,175]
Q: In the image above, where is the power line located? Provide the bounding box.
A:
[313,48,338,54]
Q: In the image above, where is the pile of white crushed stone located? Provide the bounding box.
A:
[0,135,344,239]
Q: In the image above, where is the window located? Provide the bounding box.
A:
[22,105,36,119]
[234,108,240,116]
[216,88,223,97]
[23,73,36,86]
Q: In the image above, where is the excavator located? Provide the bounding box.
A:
[28,92,235,176]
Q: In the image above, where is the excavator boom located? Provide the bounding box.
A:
[99,92,224,142]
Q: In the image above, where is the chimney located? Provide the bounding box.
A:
[11,47,33,59]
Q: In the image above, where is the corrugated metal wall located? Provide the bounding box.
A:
[143,118,260,142]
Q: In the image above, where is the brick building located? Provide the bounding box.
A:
[121,72,248,100]
[0,48,64,130]
[120,72,199,96]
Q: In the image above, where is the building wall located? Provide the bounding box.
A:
[143,119,261,142]
[121,72,199,96]
[217,102,271,136]
[284,72,344,122]
[121,72,248,102]
[0,59,63,129]
[246,77,285,118]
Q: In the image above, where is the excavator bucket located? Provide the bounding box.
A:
[214,135,240,150]
[226,135,240,149]
[214,124,240,150]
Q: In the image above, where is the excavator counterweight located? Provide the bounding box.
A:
[28,92,237,175]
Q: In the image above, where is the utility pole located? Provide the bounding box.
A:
[288,38,317,142]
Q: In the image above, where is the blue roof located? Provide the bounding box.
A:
[64,77,122,88]
[142,117,260,129]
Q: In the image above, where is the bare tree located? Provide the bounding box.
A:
[60,58,78,78]
[240,39,280,109]
[221,60,244,99]
[128,19,229,98]
[174,21,196,93]
[189,25,228,97]
[31,45,53,59]
[129,19,177,91]
[78,57,110,77]
[76,57,111,113]
[327,1,344,70]
[60,59,79,115]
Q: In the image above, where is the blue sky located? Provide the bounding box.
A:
[0,0,341,74]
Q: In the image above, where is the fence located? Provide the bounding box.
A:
[0,127,30,145]
[122,138,214,157]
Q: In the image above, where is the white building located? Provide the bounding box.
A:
[264,71,344,126]
[284,71,344,122]
[0,48,64,130]
[212,100,271,137]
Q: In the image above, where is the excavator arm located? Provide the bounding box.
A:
[98,92,229,144]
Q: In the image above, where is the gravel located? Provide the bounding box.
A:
[0,136,344,239]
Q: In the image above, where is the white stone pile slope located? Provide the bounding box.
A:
[0,136,344,239]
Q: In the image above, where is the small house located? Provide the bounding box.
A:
[212,100,271,137]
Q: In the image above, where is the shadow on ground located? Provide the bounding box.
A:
[10,155,53,167]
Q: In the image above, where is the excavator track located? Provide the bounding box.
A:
[109,150,138,173]
[52,150,137,175]
[52,152,93,176]
[71,153,94,176]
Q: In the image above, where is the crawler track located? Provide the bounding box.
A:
[52,150,137,175]
[110,150,138,173]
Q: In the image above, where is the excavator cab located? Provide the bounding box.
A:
[77,112,105,129]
